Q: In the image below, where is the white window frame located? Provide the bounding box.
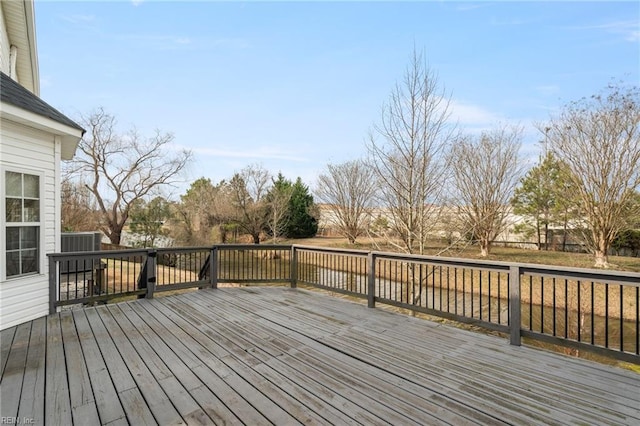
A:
[1,166,45,281]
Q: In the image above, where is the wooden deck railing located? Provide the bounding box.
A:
[48,244,640,363]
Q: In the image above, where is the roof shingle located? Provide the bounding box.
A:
[1,71,84,132]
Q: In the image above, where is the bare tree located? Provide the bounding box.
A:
[543,84,640,267]
[367,48,456,254]
[450,125,524,257]
[264,173,293,243]
[65,108,191,244]
[61,177,100,232]
[229,164,271,244]
[315,160,376,244]
[172,178,235,245]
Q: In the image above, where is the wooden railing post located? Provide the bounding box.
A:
[367,252,376,308]
[49,256,57,314]
[291,246,298,288]
[509,265,521,346]
[211,246,218,289]
[146,250,157,299]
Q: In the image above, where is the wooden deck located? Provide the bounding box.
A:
[1,287,639,425]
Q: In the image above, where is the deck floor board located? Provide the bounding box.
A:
[176,292,433,425]
[0,325,17,377]
[1,286,639,425]
[71,309,128,425]
[190,290,504,425]
[213,291,555,425]
[45,314,73,426]
[18,317,46,423]
[1,321,31,419]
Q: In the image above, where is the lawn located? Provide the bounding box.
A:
[285,236,640,272]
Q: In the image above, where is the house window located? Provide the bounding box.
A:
[5,171,40,277]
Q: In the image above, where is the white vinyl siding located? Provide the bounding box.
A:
[0,1,10,75]
[0,119,59,329]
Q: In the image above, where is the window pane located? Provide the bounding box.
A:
[4,172,41,278]
[6,227,20,250]
[6,251,19,276]
[23,199,39,222]
[5,172,21,197]
[23,174,39,198]
[21,249,38,274]
[21,227,38,249]
[6,198,22,222]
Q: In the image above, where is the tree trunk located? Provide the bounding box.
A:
[562,213,568,252]
[479,240,490,257]
[594,234,610,268]
[252,233,261,244]
[109,229,122,245]
[594,249,609,268]
[544,222,549,251]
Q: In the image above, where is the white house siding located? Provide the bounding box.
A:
[0,119,59,330]
[0,1,10,76]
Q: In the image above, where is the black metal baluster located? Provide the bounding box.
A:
[591,281,609,348]
[577,281,582,342]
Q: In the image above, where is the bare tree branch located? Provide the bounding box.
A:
[315,160,376,244]
[64,107,192,244]
[229,164,272,244]
[367,48,457,254]
[450,124,525,257]
[542,84,640,267]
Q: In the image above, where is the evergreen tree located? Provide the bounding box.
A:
[511,153,576,250]
[129,196,172,247]
[285,178,318,238]
[512,153,560,249]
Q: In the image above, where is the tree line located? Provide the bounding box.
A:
[173,169,317,246]
[63,161,318,247]
[61,49,640,268]
[315,50,639,268]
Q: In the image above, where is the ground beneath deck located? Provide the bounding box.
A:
[1,287,639,425]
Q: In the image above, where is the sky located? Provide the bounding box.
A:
[36,1,639,199]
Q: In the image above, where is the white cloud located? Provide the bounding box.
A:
[626,30,640,43]
[449,99,503,131]
[131,0,144,6]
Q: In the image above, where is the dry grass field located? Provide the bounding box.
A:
[286,236,640,272]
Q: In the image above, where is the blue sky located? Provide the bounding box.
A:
[36,1,639,198]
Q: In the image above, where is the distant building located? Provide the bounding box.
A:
[315,202,578,249]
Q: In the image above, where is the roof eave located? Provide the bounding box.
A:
[0,101,83,160]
